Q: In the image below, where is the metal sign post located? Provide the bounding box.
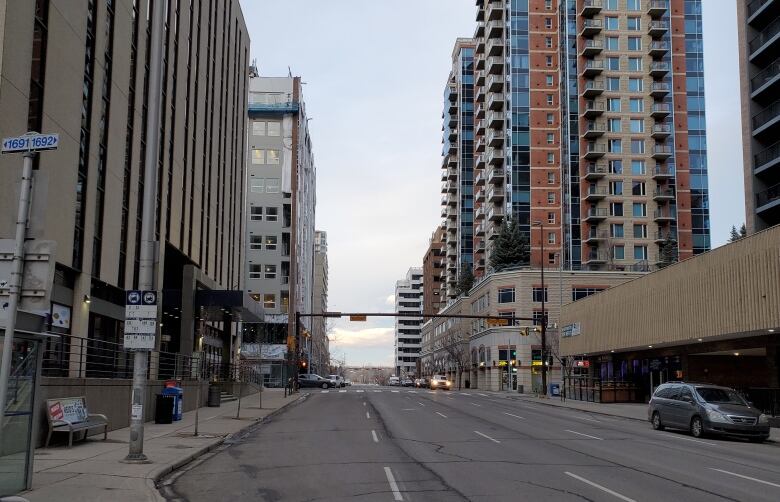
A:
[0,132,58,433]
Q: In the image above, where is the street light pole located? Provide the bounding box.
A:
[533,221,547,396]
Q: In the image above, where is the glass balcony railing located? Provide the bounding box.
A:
[756,182,780,208]
[754,140,780,170]
[748,0,773,17]
[753,98,780,130]
[749,16,780,54]
[751,58,780,92]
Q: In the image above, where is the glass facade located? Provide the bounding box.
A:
[508,0,531,235]
[459,47,475,268]
[562,0,582,268]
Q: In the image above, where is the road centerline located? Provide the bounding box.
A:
[565,472,637,502]
[436,412,448,418]
[371,430,379,443]
[474,430,501,443]
[709,468,780,488]
[383,466,404,501]
[564,429,603,440]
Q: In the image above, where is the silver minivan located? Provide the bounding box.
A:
[648,382,770,442]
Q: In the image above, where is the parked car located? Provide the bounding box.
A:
[430,375,452,390]
[401,378,414,387]
[388,376,401,386]
[415,378,429,388]
[344,380,352,386]
[328,375,345,388]
[299,374,335,389]
[648,382,770,442]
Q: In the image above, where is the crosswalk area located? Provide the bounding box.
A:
[305,388,493,396]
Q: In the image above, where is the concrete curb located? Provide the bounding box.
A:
[490,392,649,423]
[152,392,306,491]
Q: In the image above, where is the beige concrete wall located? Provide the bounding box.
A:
[560,225,780,356]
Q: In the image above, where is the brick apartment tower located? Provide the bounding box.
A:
[452,0,711,284]
[422,226,446,317]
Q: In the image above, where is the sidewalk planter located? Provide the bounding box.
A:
[207,384,221,407]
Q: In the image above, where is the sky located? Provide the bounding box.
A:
[239,0,744,367]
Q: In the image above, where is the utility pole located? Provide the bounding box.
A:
[533,220,548,396]
[125,0,165,463]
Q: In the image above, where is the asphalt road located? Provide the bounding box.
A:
[167,387,780,501]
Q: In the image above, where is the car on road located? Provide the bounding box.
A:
[388,376,401,386]
[648,382,770,442]
[430,375,452,390]
[328,375,346,388]
[415,378,429,388]
[401,378,414,387]
[299,374,335,389]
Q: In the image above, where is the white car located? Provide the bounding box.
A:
[430,375,452,390]
[388,376,401,386]
[328,375,345,388]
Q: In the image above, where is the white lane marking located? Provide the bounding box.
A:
[417,402,426,407]
[436,412,448,418]
[427,391,436,394]
[565,472,637,502]
[709,468,780,488]
[477,393,488,397]
[504,412,525,420]
[372,430,379,443]
[357,390,364,393]
[373,390,382,393]
[669,435,717,446]
[402,408,416,411]
[339,390,347,393]
[321,390,329,393]
[408,390,417,394]
[565,430,603,440]
[392,390,400,393]
[470,402,482,407]
[460,393,471,396]
[384,466,404,501]
[575,415,600,422]
[366,411,371,419]
[474,430,501,443]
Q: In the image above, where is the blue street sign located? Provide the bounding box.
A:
[1,133,59,154]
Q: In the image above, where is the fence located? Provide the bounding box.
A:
[563,376,641,403]
[745,388,780,417]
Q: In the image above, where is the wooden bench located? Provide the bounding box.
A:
[45,397,108,448]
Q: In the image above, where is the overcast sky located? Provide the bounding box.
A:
[239,0,744,367]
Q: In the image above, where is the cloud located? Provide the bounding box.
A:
[329,327,394,348]
[385,295,396,306]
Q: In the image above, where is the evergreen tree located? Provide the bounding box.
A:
[657,238,677,269]
[489,217,530,271]
[456,264,475,296]
[739,223,747,238]
[728,225,740,242]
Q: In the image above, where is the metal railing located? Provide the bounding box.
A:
[754,140,780,169]
[745,387,780,416]
[751,58,780,91]
[753,98,780,129]
[748,0,773,17]
[749,16,780,53]
[756,182,780,207]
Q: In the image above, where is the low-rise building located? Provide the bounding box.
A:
[421,267,644,392]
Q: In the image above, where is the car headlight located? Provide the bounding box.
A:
[759,414,770,425]
[446,381,451,386]
[706,409,731,423]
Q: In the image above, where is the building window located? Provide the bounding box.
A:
[613,245,625,260]
[611,223,624,238]
[263,294,276,309]
[250,207,263,221]
[546,74,554,86]
[607,56,620,70]
[250,235,262,250]
[605,0,618,8]
[547,153,555,164]
[547,212,556,224]
[266,207,279,222]
[630,119,644,133]
[265,265,277,279]
[634,224,648,238]
[546,94,554,105]
[532,311,546,326]
[252,121,266,136]
[547,113,554,124]
[628,78,643,92]
[628,37,642,51]
[250,179,264,193]
[608,118,621,132]
[532,287,548,303]
[266,149,281,164]
[609,139,622,153]
[627,17,641,31]
[609,160,623,174]
[632,202,647,217]
[545,17,552,29]
[252,149,264,164]
[547,133,554,144]
[605,16,619,30]
[610,180,623,195]
[545,0,553,9]
[546,56,553,67]
[547,172,555,184]
[605,36,619,51]
[627,0,641,10]
[634,245,648,260]
[545,36,553,48]
[607,98,621,112]
[547,232,556,244]
[607,77,620,91]
[547,192,556,204]
[631,160,646,175]
[572,287,605,301]
[266,235,278,250]
[249,264,262,279]
[548,253,556,264]
[267,121,281,136]
[610,202,624,217]
[498,287,515,303]
[631,139,645,154]
[629,98,644,112]
[628,57,643,71]
[266,178,281,193]
[632,181,646,196]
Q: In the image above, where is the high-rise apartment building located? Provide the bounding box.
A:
[244,71,317,356]
[422,226,446,316]
[738,0,780,232]
[0,0,249,364]
[441,39,476,297]
[443,0,711,281]
[311,230,330,374]
[394,267,423,378]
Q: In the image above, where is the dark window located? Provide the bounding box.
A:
[532,287,548,303]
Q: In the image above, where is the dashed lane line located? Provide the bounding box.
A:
[564,472,637,502]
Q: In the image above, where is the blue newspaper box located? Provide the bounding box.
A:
[549,383,561,397]
[162,386,183,421]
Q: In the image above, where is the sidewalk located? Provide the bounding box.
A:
[16,388,303,502]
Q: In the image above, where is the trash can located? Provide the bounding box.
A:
[155,394,174,424]
[549,383,561,397]
[163,386,183,421]
[207,384,221,407]
[517,385,524,394]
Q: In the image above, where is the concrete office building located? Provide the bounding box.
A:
[461,0,712,274]
[243,70,316,383]
[441,38,476,298]
[422,226,446,317]
[0,0,251,368]
[311,230,329,374]
[737,0,780,232]
[394,268,423,378]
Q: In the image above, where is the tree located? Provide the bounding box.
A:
[739,224,747,239]
[456,264,474,296]
[657,238,677,269]
[441,332,471,390]
[489,217,530,272]
[729,224,748,242]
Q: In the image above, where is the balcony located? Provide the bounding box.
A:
[488,205,505,221]
[749,17,780,64]
[475,170,486,186]
[440,169,448,182]
[488,148,505,166]
[584,229,609,243]
[652,165,676,180]
[754,140,780,174]
[583,121,606,139]
[476,37,485,56]
[487,110,504,129]
[486,20,503,39]
[584,143,607,159]
[751,58,780,99]
[475,187,486,202]
[475,21,485,38]
[581,60,605,78]
[748,0,780,27]
[488,130,505,147]
[476,153,486,168]
[753,98,780,137]
[447,192,458,206]
[447,259,458,272]
[448,113,458,128]
[487,74,504,92]
[649,41,669,58]
[475,205,486,221]
[488,92,505,111]
[475,134,486,153]
[581,19,603,37]
[655,230,677,243]
[583,207,608,222]
[582,101,605,118]
[447,205,458,220]
[487,37,504,57]
[583,163,607,180]
[476,118,486,135]
[448,127,457,141]
[443,180,457,193]
[650,82,671,98]
[650,103,671,119]
[648,21,669,38]
[447,140,457,155]
[448,99,458,114]
[488,186,505,202]
[651,124,672,140]
[653,208,677,223]
[476,86,485,103]
[487,166,505,184]
[648,0,668,18]
[486,0,503,21]
[446,219,458,234]
[584,186,608,201]
[476,70,486,86]
[475,222,486,236]
[440,205,448,218]
[487,56,504,75]
[653,186,676,202]
[581,0,603,17]
[584,250,608,265]
[649,62,670,78]
[756,182,780,218]
[475,258,486,271]
[581,80,605,98]
[475,239,486,252]
[652,144,674,160]
[580,40,603,58]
